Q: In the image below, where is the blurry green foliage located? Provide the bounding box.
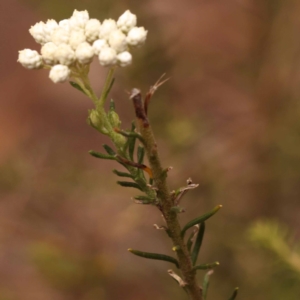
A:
[28,241,110,295]
[249,220,300,275]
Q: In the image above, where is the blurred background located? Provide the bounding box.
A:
[1,0,300,299]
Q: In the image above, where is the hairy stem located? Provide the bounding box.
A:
[131,90,202,300]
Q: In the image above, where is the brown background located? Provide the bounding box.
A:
[1,0,300,299]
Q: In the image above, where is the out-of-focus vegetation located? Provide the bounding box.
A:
[1,0,300,299]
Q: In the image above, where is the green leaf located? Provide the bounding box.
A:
[171,206,185,213]
[193,261,219,271]
[125,122,136,159]
[69,81,87,95]
[128,136,136,161]
[134,195,155,201]
[103,144,116,156]
[181,205,222,238]
[89,150,116,160]
[103,77,115,101]
[137,146,145,164]
[117,181,142,191]
[128,248,179,268]
[112,170,134,178]
[228,288,239,300]
[202,270,214,300]
[191,222,205,265]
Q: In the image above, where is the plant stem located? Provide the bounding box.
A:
[98,67,116,107]
[135,114,202,299]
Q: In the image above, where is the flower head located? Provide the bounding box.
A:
[49,65,70,83]
[99,47,117,66]
[126,27,147,46]
[18,49,42,69]
[18,9,148,83]
[117,10,137,33]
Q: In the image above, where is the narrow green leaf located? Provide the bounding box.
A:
[202,270,213,300]
[134,195,155,201]
[128,248,179,268]
[69,81,87,95]
[103,144,116,156]
[137,146,145,164]
[134,195,155,204]
[124,121,136,156]
[89,150,116,160]
[149,178,153,185]
[128,136,136,161]
[228,288,239,300]
[137,168,146,182]
[191,222,205,265]
[181,205,222,238]
[104,77,115,101]
[171,206,185,213]
[193,261,219,271]
[117,181,142,191]
[112,169,134,178]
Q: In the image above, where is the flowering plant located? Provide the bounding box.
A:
[17,9,238,300]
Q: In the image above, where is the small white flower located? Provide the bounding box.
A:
[18,49,43,69]
[55,44,75,65]
[41,42,58,65]
[51,27,70,45]
[117,51,132,67]
[92,39,108,55]
[99,19,117,40]
[85,19,101,43]
[117,10,137,33]
[76,42,94,64]
[72,9,89,21]
[126,26,147,46]
[43,19,59,42]
[49,64,70,83]
[69,9,89,30]
[29,21,46,44]
[108,30,127,53]
[69,30,86,50]
[98,47,117,66]
[59,19,71,32]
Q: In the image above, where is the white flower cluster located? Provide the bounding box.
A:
[17,10,147,83]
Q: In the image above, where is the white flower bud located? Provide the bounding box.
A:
[69,30,86,50]
[72,9,89,21]
[85,19,101,43]
[69,10,89,30]
[55,44,75,65]
[29,21,46,45]
[117,10,137,32]
[126,26,147,46]
[49,64,70,83]
[51,27,70,45]
[41,42,58,65]
[75,42,94,64]
[18,49,43,69]
[117,51,132,67]
[98,47,117,66]
[43,19,59,42]
[108,30,127,53]
[99,19,117,40]
[92,39,108,55]
[59,19,71,32]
